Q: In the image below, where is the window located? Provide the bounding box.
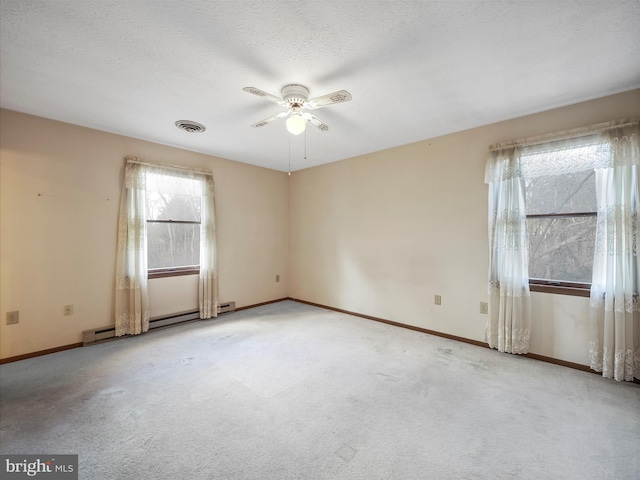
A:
[144,169,205,278]
[115,157,219,333]
[519,139,609,296]
[485,120,638,366]
[525,170,597,285]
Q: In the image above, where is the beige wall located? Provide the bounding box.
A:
[2,90,638,363]
[0,110,289,358]
[288,89,640,366]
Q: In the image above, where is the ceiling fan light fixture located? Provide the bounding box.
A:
[286,113,306,135]
[244,84,351,133]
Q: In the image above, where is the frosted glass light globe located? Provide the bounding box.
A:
[286,114,306,135]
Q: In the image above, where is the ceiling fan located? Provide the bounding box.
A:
[243,84,352,135]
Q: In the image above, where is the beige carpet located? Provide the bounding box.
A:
[1,300,638,479]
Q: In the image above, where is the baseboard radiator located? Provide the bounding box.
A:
[82,301,236,346]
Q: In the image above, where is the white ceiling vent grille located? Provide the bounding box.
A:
[175,120,206,133]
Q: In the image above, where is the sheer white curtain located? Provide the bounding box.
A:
[115,161,150,336]
[115,158,218,336]
[486,121,638,360]
[589,124,639,381]
[198,175,218,319]
[485,147,532,354]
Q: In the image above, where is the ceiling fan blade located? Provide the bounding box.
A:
[251,111,288,128]
[243,87,287,106]
[306,90,352,109]
[303,113,330,132]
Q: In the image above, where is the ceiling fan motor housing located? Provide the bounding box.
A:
[282,84,309,107]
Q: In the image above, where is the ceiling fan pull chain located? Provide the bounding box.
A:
[288,134,291,175]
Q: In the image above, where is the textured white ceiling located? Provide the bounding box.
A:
[1,1,639,172]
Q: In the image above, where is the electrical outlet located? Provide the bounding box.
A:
[6,311,19,325]
[63,304,74,316]
[480,302,488,314]
[434,295,442,306]
[276,274,280,283]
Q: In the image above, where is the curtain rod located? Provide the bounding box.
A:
[124,156,213,176]
[489,118,639,152]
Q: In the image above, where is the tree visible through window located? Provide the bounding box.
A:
[525,170,597,283]
[521,141,605,286]
[146,174,201,272]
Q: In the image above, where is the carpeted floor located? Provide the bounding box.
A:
[1,300,638,479]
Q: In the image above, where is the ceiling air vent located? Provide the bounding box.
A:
[175,120,206,133]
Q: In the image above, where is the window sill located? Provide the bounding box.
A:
[529,280,590,297]
[148,268,199,279]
